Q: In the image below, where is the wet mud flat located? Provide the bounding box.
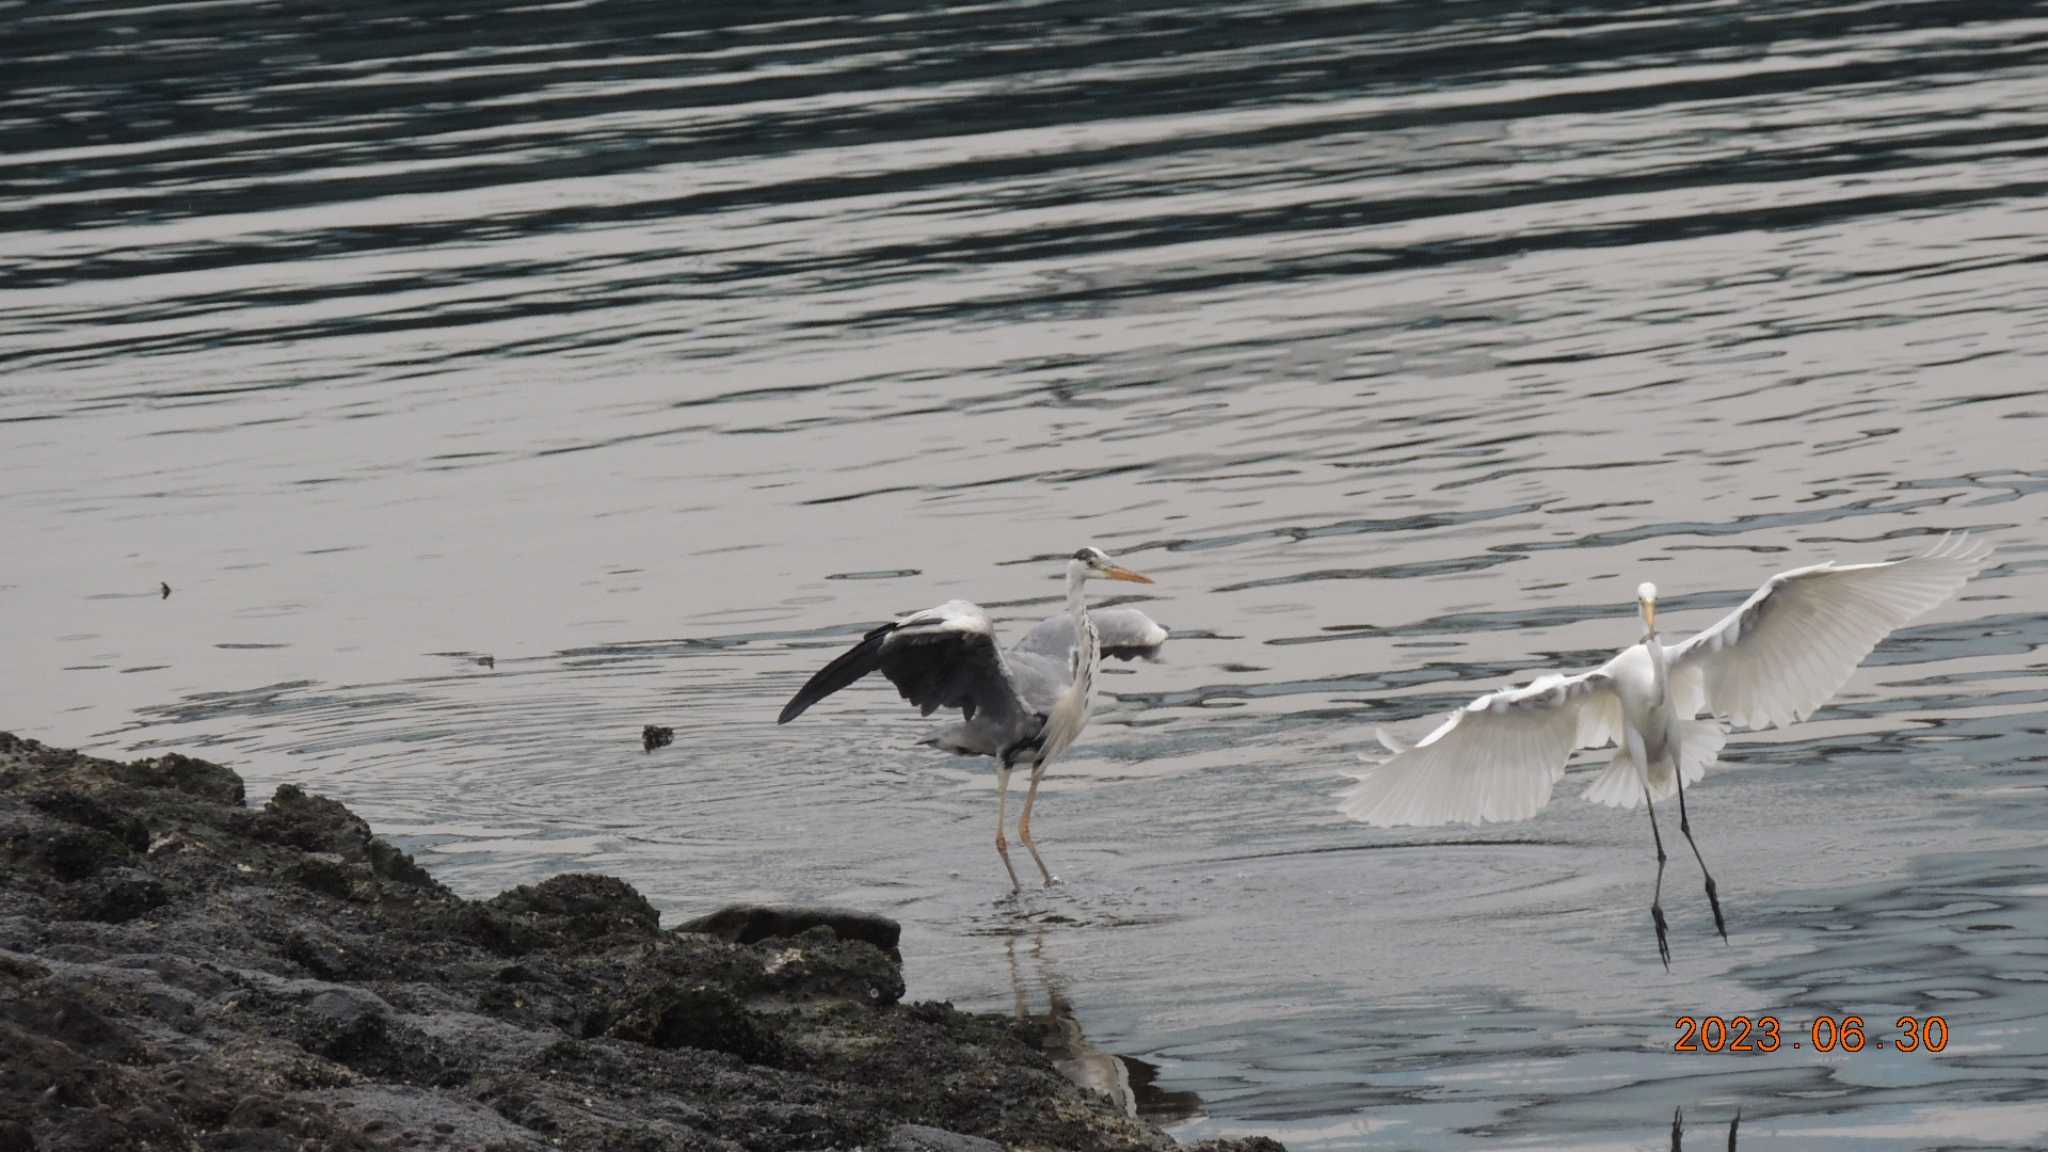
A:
[0,732,1282,1152]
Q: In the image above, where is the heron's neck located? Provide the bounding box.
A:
[1066,566,1089,625]
[1066,567,1100,691]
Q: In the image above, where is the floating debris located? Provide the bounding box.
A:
[642,725,674,753]
[824,568,923,581]
[476,655,495,669]
[160,581,171,599]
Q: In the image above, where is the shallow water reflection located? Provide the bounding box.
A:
[1002,916,1209,1128]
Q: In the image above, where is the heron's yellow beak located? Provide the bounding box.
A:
[1642,600,1656,633]
[1105,565,1154,584]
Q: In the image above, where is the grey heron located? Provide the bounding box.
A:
[779,547,1162,890]
[1338,533,1993,967]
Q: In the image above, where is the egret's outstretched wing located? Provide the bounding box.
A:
[1011,608,1169,662]
[1338,670,1622,827]
[1665,533,1993,729]
[778,600,1034,736]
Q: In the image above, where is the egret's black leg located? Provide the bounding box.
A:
[1645,786,1671,971]
[1672,765,1727,942]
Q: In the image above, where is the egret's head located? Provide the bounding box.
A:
[1636,581,1658,633]
[1070,546,1153,584]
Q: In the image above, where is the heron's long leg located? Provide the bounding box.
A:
[1672,764,1728,942]
[1018,760,1057,887]
[1644,786,1672,971]
[994,763,1021,892]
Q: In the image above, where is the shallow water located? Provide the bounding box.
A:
[5,0,2048,1146]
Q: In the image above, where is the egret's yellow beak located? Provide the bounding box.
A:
[1642,600,1657,633]
[1105,565,1154,584]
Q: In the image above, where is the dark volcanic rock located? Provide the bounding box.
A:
[599,981,785,1064]
[0,732,1278,1152]
[890,1124,1005,1152]
[109,750,245,805]
[29,788,150,851]
[71,869,171,923]
[459,873,662,956]
[490,873,660,937]
[240,783,441,890]
[678,902,904,953]
[285,926,356,979]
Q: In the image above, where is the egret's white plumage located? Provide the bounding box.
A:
[778,547,1159,890]
[1339,533,1992,827]
[1337,532,1993,965]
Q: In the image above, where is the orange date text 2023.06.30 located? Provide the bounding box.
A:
[1673,1015,1950,1054]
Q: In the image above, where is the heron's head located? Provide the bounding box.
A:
[1636,581,1658,634]
[1070,546,1153,584]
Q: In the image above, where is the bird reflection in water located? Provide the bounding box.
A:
[1003,919,1204,1126]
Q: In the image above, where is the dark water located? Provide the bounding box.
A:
[5,1,2048,1147]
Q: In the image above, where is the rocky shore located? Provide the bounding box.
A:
[0,733,1282,1152]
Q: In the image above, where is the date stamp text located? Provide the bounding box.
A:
[1673,1014,1950,1054]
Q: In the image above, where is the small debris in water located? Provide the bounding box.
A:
[160,582,171,599]
[476,655,495,669]
[643,725,674,753]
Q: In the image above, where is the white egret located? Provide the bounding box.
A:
[1337,533,1993,966]
[779,547,1161,890]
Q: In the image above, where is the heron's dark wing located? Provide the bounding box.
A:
[1009,608,1169,663]
[778,600,1034,732]
[778,622,897,724]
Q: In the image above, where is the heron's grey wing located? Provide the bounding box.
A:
[778,600,1035,740]
[1664,533,1993,729]
[1010,608,1169,662]
[921,647,1062,759]
[1002,648,1067,715]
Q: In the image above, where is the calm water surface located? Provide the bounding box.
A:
[4,1,2047,1147]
